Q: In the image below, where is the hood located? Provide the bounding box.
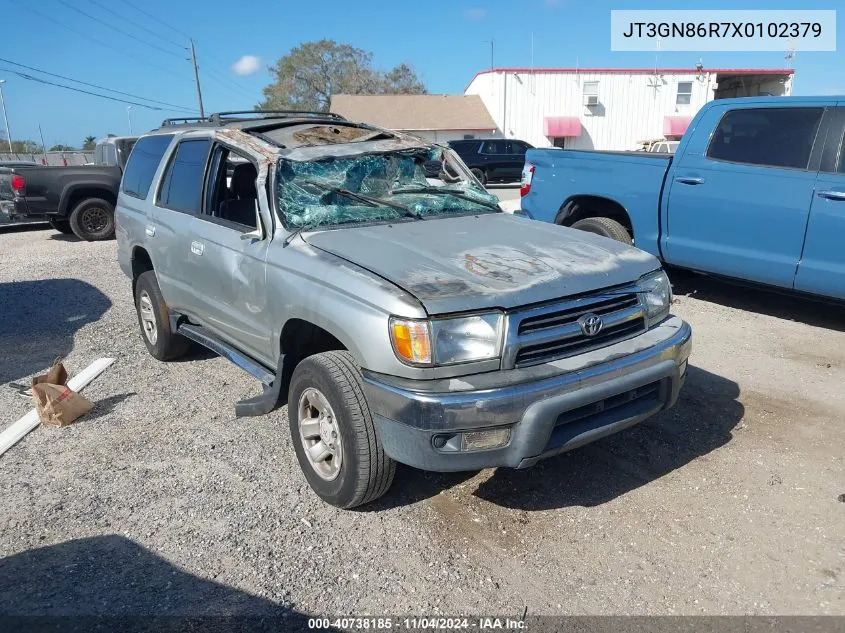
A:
[305,214,659,314]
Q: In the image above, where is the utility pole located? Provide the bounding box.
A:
[189,39,205,118]
[37,123,47,162]
[127,106,133,134]
[0,80,12,153]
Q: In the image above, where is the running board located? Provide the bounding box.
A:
[176,323,286,417]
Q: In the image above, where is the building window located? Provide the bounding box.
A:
[676,81,693,105]
[582,81,599,106]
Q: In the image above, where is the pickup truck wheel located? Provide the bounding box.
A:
[289,351,396,509]
[48,219,73,234]
[470,168,487,185]
[571,217,632,244]
[69,198,115,241]
[133,271,190,361]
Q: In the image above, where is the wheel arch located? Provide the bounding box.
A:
[555,195,634,240]
[59,185,117,217]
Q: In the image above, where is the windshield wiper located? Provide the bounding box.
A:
[301,180,424,220]
[389,186,501,212]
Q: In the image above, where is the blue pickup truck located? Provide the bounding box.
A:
[521,96,845,301]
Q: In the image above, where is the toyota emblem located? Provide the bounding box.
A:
[578,313,603,337]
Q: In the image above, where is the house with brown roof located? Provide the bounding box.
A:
[329,94,500,143]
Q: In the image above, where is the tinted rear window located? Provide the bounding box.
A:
[156,139,211,215]
[706,107,823,170]
[121,135,174,199]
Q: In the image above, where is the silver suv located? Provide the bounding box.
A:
[116,110,692,508]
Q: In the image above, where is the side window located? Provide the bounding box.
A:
[676,82,693,105]
[121,134,174,199]
[706,107,823,170]
[157,139,212,214]
[481,140,504,154]
[507,142,528,156]
[203,144,258,230]
[838,130,845,173]
[104,144,118,166]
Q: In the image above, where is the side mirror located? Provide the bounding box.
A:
[240,200,266,241]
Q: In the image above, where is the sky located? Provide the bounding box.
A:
[1,0,842,148]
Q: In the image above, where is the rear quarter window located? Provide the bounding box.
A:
[122,135,174,200]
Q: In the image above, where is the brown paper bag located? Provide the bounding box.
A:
[31,362,92,427]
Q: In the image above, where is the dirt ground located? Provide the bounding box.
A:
[0,224,843,619]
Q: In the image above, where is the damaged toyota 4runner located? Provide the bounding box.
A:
[116,110,692,508]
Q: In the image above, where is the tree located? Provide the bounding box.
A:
[50,144,76,152]
[7,140,41,153]
[259,39,426,112]
[82,136,97,150]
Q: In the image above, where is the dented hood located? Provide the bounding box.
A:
[305,214,660,314]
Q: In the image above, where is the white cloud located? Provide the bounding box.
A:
[464,8,486,20]
[232,55,261,76]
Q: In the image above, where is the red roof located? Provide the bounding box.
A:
[466,67,793,90]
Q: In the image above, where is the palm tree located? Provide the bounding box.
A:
[82,135,97,150]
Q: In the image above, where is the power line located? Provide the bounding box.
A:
[3,70,166,110]
[9,0,194,82]
[0,57,197,112]
[86,0,184,49]
[56,0,185,59]
[119,0,191,40]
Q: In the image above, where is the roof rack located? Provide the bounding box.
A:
[159,116,211,127]
[208,110,347,124]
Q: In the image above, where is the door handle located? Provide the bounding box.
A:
[190,241,204,256]
[817,190,845,201]
[145,225,155,237]
[675,176,705,185]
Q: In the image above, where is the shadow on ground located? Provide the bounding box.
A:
[371,365,742,511]
[0,279,111,384]
[0,535,335,632]
[48,233,82,242]
[668,267,845,332]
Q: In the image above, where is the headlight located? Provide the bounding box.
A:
[639,270,672,323]
[390,313,503,366]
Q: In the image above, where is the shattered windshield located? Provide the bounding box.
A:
[275,147,501,229]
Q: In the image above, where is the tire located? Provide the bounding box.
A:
[48,218,74,234]
[571,216,632,244]
[470,168,487,185]
[68,197,115,241]
[289,351,396,509]
[133,270,190,361]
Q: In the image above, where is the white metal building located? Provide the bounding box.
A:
[464,67,794,150]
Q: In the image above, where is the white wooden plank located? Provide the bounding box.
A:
[0,358,116,457]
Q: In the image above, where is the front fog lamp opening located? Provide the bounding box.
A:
[433,427,511,453]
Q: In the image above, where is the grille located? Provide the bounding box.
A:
[509,291,646,368]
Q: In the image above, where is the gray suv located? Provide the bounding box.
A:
[116,110,692,508]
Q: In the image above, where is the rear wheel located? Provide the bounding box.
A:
[69,198,115,241]
[470,168,487,185]
[48,218,73,234]
[289,351,395,509]
[134,270,190,361]
[571,216,632,244]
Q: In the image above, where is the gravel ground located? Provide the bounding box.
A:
[1,225,844,620]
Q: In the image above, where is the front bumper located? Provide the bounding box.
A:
[362,316,692,471]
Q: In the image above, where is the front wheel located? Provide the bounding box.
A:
[571,217,632,244]
[289,351,396,509]
[69,198,115,241]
